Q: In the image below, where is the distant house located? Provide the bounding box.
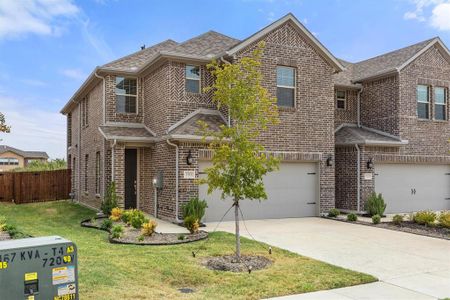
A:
[0,145,49,172]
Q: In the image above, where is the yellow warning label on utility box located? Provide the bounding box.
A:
[25,272,38,281]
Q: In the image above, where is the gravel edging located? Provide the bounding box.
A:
[202,255,272,272]
[81,217,209,245]
[324,216,450,240]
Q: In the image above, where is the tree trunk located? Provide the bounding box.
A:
[234,199,241,261]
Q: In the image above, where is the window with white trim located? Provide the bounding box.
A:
[336,90,346,109]
[95,151,101,194]
[276,66,296,107]
[84,154,89,192]
[185,65,200,93]
[116,77,137,113]
[0,158,19,165]
[417,85,430,119]
[434,87,447,121]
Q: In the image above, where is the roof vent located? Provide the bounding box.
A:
[141,44,146,50]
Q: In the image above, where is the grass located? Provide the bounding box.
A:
[0,201,376,299]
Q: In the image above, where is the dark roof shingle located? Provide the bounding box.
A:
[169,110,226,136]
[99,125,155,141]
[335,125,406,146]
[0,145,49,159]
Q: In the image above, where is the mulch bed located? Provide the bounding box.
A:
[325,217,450,240]
[0,231,10,241]
[81,217,208,245]
[203,255,272,272]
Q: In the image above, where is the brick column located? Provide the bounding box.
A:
[113,142,125,208]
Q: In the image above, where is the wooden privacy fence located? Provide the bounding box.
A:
[0,169,71,204]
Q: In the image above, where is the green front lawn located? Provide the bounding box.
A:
[0,201,376,299]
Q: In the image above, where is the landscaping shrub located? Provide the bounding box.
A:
[121,210,132,224]
[392,214,404,226]
[141,220,157,236]
[347,213,358,222]
[101,182,118,216]
[129,209,147,229]
[372,214,381,224]
[0,216,7,231]
[182,197,207,221]
[365,193,386,217]
[438,211,450,228]
[137,235,144,242]
[413,211,436,226]
[109,207,123,222]
[3,224,27,239]
[184,215,200,234]
[101,219,113,231]
[111,225,123,239]
[327,208,340,218]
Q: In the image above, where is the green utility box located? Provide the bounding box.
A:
[0,236,78,300]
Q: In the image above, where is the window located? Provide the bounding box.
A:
[276,66,295,107]
[84,154,89,192]
[81,97,88,127]
[95,152,101,194]
[336,90,346,109]
[417,85,430,119]
[116,77,137,113]
[434,87,447,121]
[185,65,200,93]
[72,157,76,191]
[0,158,18,165]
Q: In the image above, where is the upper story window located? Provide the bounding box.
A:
[116,77,137,113]
[185,65,200,93]
[417,85,430,119]
[336,90,346,109]
[276,66,295,107]
[434,87,447,121]
[81,97,88,127]
[67,113,72,147]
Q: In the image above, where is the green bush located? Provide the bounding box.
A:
[438,211,450,228]
[392,214,404,226]
[101,219,113,230]
[111,225,123,239]
[327,208,340,218]
[184,215,200,234]
[347,213,358,222]
[3,224,27,239]
[182,197,207,221]
[372,214,381,224]
[121,210,132,224]
[365,193,386,217]
[0,216,7,231]
[129,209,147,229]
[413,211,437,226]
[101,182,119,216]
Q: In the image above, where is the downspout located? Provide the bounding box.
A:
[355,144,361,212]
[166,139,181,223]
[94,71,106,196]
[111,139,117,182]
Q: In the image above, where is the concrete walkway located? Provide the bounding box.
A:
[205,218,450,300]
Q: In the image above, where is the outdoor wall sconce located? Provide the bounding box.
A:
[186,150,193,165]
[326,156,333,167]
[367,158,374,169]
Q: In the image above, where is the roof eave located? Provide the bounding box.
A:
[225,13,344,72]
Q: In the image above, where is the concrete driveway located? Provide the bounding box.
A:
[205,218,450,299]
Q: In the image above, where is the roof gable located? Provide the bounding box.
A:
[226,13,344,72]
[0,145,48,159]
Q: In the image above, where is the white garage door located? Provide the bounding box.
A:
[375,164,450,213]
[199,161,318,222]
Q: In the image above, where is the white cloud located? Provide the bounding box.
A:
[0,0,79,39]
[21,79,47,87]
[0,95,66,159]
[404,0,450,31]
[61,68,87,81]
[431,2,450,30]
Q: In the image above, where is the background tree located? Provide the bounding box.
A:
[199,42,280,260]
[13,159,66,172]
[0,112,10,133]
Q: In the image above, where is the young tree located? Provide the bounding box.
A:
[0,112,10,133]
[199,42,280,260]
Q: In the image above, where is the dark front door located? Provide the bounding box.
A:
[124,149,137,209]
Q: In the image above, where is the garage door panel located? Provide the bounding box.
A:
[375,164,450,213]
[199,161,318,222]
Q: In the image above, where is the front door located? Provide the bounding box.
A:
[125,149,137,209]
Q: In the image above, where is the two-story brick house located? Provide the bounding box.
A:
[61,13,450,221]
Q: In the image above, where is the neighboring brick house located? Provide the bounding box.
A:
[61,13,449,221]
[0,145,48,172]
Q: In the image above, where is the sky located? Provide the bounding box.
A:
[1,0,450,159]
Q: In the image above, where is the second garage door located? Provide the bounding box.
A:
[375,164,450,213]
[199,161,319,222]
